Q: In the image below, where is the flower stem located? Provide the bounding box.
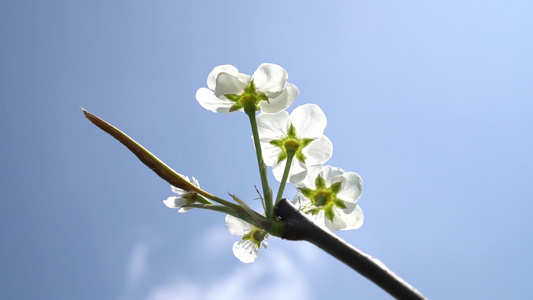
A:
[197,191,244,212]
[275,149,295,205]
[275,199,427,300]
[187,203,258,226]
[245,105,274,219]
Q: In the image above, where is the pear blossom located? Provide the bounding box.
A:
[256,103,333,183]
[196,63,299,114]
[225,214,269,263]
[162,174,200,213]
[294,165,364,231]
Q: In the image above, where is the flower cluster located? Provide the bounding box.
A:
[165,63,365,262]
[84,59,425,299]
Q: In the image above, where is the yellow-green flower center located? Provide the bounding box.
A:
[224,80,268,112]
[299,176,346,222]
[242,226,267,248]
[270,125,315,164]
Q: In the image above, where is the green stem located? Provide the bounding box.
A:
[186,202,284,236]
[244,105,273,219]
[275,149,295,204]
[186,203,259,224]
[196,190,243,211]
[186,203,240,215]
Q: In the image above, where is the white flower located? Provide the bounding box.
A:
[257,103,333,183]
[294,165,364,231]
[225,215,269,263]
[162,174,200,213]
[196,63,299,114]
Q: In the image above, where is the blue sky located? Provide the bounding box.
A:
[1,1,532,299]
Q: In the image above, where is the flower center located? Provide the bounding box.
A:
[183,191,196,201]
[269,124,315,164]
[224,80,268,112]
[314,191,330,206]
[243,226,267,248]
[299,176,346,222]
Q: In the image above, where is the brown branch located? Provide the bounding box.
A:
[80,107,213,198]
[275,199,427,300]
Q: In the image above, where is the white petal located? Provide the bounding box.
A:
[290,195,332,231]
[225,215,252,236]
[257,111,290,140]
[337,203,364,230]
[319,165,345,186]
[324,211,346,231]
[178,207,194,213]
[171,185,187,196]
[253,63,287,94]
[163,196,187,208]
[232,240,258,263]
[273,159,308,183]
[260,141,282,166]
[190,176,200,188]
[214,72,249,97]
[171,174,198,193]
[259,83,299,114]
[291,104,327,138]
[207,65,239,90]
[195,87,235,113]
[302,136,333,165]
[256,110,290,166]
[337,172,363,203]
[306,209,330,231]
[292,191,313,207]
[324,203,364,231]
[292,164,323,188]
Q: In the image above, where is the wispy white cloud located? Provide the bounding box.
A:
[145,246,315,300]
[144,222,323,300]
[127,242,150,288]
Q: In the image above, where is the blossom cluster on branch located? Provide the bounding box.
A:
[82,62,426,299]
[163,63,364,263]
